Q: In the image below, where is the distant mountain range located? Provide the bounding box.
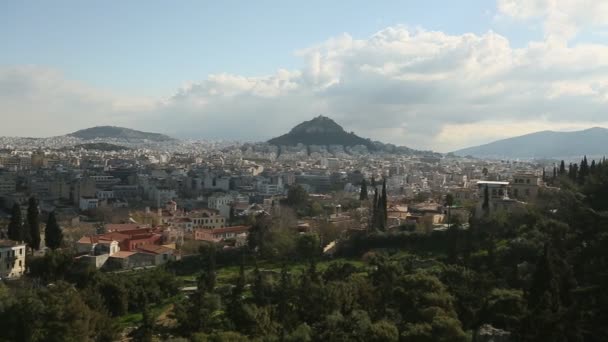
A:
[69,126,175,142]
[268,116,433,155]
[453,127,608,159]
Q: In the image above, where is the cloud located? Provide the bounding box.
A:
[4,15,608,151]
[0,66,154,137]
[497,0,608,42]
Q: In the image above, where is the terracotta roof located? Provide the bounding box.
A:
[110,251,136,259]
[211,225,250,234]
[0,239,25,248]
[106,223,141,232]
[136,244,173,254]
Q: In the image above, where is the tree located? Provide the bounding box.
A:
[296,233,320,266]
[559,160,566,175]
[7,203,23,242]
[45,211,63,250]
[381,178,388,224]
[27,197,40,250]
[286,185,308,209]
[309,202,323,217]
[482,185,490,216]
[445,194,454,229]
[359,179,368,201]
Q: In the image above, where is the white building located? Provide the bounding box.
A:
[208,193,233,217]
[79,196,99,211]
[151,187,177,205]
[0,240,26,279]
[96,190,115,200]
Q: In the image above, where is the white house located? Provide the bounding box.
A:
[79,196,99,211]
[0,240,26,279]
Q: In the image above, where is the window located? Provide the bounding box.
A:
[525,189,530,196]
[19,248,22,255]
[18,260,21,267]
[526,179,530,184]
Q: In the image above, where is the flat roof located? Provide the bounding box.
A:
[476,181,509,185]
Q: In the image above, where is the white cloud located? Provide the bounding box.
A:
[0,66,154,137]
[497,0,608,42]
[4,15,608,151]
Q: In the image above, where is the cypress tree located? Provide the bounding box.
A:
[552,166,557,181]
[7,203,23,242]
[45,211,63,250]
[371,189,379,230]
[559,160,566,175]
[381,178,388,224]
[578,156,589,184]
[371,176,376,188]
[26,197,40,250]
[377,190,386,231]
[359,179,368,201]
[482,184,490,216]
[542,168,546,183]
[569,163,578,182]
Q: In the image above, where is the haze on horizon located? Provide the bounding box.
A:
[2,0,608,152]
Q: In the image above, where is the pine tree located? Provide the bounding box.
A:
[359,179,368,201]
[45,211,63,250]
[7,203,23,242]
[26,197,40,250]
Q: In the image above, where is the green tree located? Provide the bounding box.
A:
[445,193,454,229]
[309,201,323,217]
[296,233,320,265]
[482,185,490,216]
[7,203,23,242]
[286,185,308,209]
[381,178,388,226]
[27,197,41,250]
[45,211,63,250]
[359,179,368,201]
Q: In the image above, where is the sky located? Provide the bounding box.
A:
[2,0,608,152]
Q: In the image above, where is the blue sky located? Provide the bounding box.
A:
[1,0,530,95]
[1,0,608,151]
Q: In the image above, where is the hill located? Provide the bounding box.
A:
[268,116,377,150]
[68,126,175,142]
[73,143,130,151]
[453,127,608,159]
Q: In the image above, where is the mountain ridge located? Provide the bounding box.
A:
[68,126,175,142]
[453,127,608,159]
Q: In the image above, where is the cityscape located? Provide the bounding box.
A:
[2,1,608,342]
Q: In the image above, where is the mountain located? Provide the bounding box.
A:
[453,127,608,159]
[68,126,175,142]
[268,116,377,149]
[73,143,130,151]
